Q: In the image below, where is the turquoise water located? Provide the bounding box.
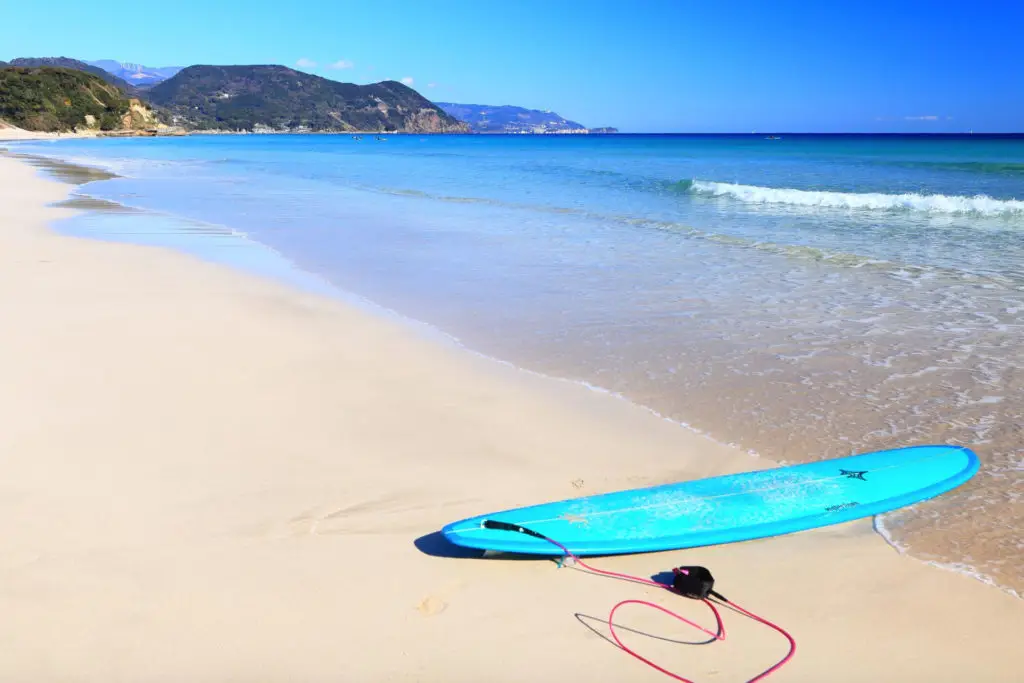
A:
[11,133,1024,595]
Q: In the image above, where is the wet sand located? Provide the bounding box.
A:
[0,152,1021,681]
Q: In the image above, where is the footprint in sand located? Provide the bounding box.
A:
[417,595,447,617]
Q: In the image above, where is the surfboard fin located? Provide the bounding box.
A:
[556,555,577,569]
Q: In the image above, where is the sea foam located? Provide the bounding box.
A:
[690,180,1024,216]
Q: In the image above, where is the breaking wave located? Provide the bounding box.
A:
[689,180,1024,217]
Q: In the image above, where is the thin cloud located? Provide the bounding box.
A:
[295,57,317,69]
[427,82,437,88]
[328,59,354,70]
[904,115,939,121]
[401,76,414,86]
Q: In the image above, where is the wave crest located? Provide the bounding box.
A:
[689,180,1024,216]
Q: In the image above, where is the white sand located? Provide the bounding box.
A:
[0,153,1020,682]
[0,127,96,141]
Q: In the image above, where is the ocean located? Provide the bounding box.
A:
[10,133,1024,596]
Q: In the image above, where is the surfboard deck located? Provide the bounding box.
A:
[441,445,979,555]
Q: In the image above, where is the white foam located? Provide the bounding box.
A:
[690,180,1024,217]
[873,514,1022,600]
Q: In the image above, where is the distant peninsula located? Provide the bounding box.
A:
[434,102,616,134]
[9,57,136,93]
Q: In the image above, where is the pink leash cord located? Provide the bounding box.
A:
[543,534,797,682]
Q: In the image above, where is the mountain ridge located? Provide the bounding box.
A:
[3,57,617,134]
[147,65,469,133]
[8,57,135,92]
[87,60,184,87]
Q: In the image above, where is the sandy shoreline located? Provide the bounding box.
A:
[0,152,1020,681]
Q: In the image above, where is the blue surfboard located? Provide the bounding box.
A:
[441,445,979,555]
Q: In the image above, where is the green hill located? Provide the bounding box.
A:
[147,65,469,133]
[9,57,135,92]
[0,67,157,132]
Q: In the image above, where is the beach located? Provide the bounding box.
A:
[12,132,1023,595]
[1,149,1022,682]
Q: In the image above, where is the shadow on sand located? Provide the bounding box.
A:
[575,611,721,648]
[413,531,486,559]
[413,531,556,562]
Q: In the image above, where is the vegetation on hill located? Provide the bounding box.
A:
[147,65,469,132]
[10,57,135,92]
[0,67,156,132]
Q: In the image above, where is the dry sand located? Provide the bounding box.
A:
[0,152,1020,682]
[0,128,97,141]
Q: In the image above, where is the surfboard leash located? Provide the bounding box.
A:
[482,520,796,682]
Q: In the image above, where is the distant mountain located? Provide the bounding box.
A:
[0,61,8,68]
[434,102,614,134]
[0,67,158,133]
[9,57,135,92]
[147,65,470,133]
[88,60,183,87]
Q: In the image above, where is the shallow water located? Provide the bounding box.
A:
[11,133,1024,595]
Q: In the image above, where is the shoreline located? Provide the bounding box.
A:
[3,147,753,453]
[6,141,1022,601]
[0,152,1021,681]
[871,515,1022,600]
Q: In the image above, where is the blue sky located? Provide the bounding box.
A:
[2,0,1021,133]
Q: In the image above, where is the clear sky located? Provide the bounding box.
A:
[2,0,1021,133]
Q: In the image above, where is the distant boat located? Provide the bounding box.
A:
[765,135,782,140]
